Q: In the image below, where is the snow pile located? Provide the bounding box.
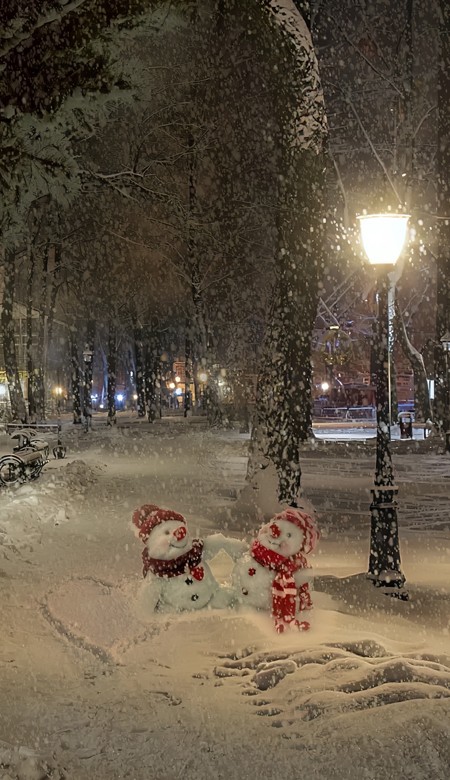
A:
[0,741,66,779]
[0,460,102,555]
[42,459,102,493]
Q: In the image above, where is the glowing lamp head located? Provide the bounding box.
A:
[198,372,208,383]
[441,332,450,352]
[358,213,410,266]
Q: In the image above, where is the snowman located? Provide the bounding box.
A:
[231,507,319,633]
[132,504,246,615]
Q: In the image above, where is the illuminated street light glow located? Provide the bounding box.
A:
[358,213,410,266]
[321,381,330,392]
[198,372,208,383]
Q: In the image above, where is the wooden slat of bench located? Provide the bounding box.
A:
[9,449,45,464]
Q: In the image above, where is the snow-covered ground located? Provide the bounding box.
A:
[0,422,449,779]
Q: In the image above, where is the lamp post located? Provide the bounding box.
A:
[440,332,450,453]
[358,213,410,596]
[82,347,94,430]
[54,385,63,417]
[52,385,67,459]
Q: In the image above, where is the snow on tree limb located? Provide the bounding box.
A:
[258,0,327,153]
[0,0,89,59]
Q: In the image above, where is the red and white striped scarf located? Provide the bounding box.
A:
[251,540,309,631]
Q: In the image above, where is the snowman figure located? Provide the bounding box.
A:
[132,504,245,615]
[231,507,319,633]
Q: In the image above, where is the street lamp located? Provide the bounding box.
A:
[53,385,63,416]
[440,331,450,453]
[82,347,94,430]
[82,348,94,364]
[358,213,410,597]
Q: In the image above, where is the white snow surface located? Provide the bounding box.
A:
[0,421,449,779]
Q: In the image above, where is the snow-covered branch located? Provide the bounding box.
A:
[0,0,89,59]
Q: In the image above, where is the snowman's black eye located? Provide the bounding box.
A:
[185,577,194,585]
[191,594,199,601]
[287,532,291,538]
[242,588,249,596]
[165,530,170,535]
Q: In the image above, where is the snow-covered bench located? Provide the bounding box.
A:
[0,423,68,486]
[0,446,48,486]
[5,423,66,460]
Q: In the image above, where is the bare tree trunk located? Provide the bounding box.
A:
[35,244,49,419]
[434,0,450,440]
[83,320,95,426]
[70,327,82,424]
[133,323,146,417]
[184,318,193,417]
[394,300,432,422]
[247,0,327,507]
[26,245,37,422]
[1,248,27,421]
[107,322,117,426]
[46,244,61,360]
[144,324,160,423]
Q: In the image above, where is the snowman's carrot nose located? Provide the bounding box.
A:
[270,523,281,538]
[173,525,187,541]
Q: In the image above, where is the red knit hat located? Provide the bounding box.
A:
[132,504,186,544]
[271,508,319,555]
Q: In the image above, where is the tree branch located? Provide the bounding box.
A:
[0,0,89,59]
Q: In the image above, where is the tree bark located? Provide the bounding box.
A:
[184,318,193,417]
[35,244,49,419]
[248,1,327,506]
[0,248,27,421]
[133,324,146,417]
[394,300,432,422]
[70,327,82,424]
[434,0,450,436]
[46,244,61,365]
[107,322,117,426]
[144,323,160,423]
[26,244,37,422]
[83,320,95,425]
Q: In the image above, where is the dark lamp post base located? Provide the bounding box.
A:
[367,574,409,600]
[368,486,408,599]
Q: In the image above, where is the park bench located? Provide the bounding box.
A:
[0,424,66,487]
